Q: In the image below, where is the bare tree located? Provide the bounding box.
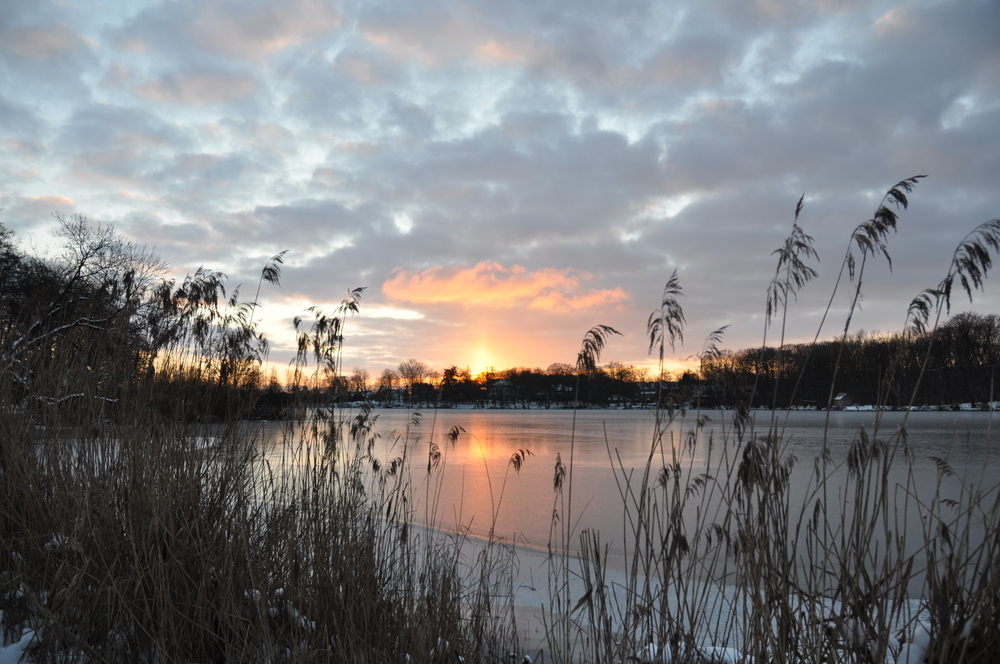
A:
[397,358,429,388]
[377,368,399,405]
[397,358,430,406]
[350,367,370,395]
[1,215,168,411]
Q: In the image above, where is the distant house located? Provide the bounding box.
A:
[833,392,854,409]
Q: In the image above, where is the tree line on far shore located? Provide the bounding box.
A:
[324,360,666,409]
[312,311,1000,411]
[5,215,999,424]
[700,312,1000,410]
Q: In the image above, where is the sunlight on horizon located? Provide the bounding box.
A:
[260,350,702,388]
[469,343,493,377]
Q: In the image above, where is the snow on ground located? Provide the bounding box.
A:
[896,622,930,664]
[0,611,35,664]
[0,529,966,664]
[453,533,937,664]
[0,563,962,664]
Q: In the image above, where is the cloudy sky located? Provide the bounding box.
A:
[1,0,998,378]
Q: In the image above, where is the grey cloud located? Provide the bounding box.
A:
[332,49,400,87]
[118,211,207,246]
[349,113,666,248]
[383,96,435,139]
[0,0,41,23]
[205,120,300,182]
[114,213,228,275]
[58,104,191,154]
[0,18,96,98]
[135,69,261,106]
[1,138,45,161]
[0,94,44,139]
[871,1,1000,88]
[112,0,343,63]
[56,104,193,185]
[155,152,255,198]
[218,118,296,151]
[639,30,737,89]
[282,54,394,132]
[252,199,367,242]
[0,194,77,236]
[138,198,387,288]
[358,0,636,90]
[358,0,762,105]
[761,2,999,140]
[270,113,679,325]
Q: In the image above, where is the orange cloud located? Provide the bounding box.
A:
[475,39,527,65]
[13,195,76,217]
[382,262,628,312]
[529,288,628,311]
[189,0,343,59]
[21,195,75,207]
[874,7,916,36]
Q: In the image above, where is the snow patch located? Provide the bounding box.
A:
[0,621,36,664]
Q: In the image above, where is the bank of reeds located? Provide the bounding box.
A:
[543,179,1000,664]
[0,367,528,662]
[0,228,518,662]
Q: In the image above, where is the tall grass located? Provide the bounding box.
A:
[0,361,529,662]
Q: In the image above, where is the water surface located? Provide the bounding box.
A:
[262,408,999,557]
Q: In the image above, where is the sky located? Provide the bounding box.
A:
[1,0,998,380]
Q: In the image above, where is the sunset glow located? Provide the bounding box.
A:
[383,263,628,312]
[469,344,494,377]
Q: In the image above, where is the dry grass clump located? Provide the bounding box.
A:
[0,379,523,662]
[558,408,1000,664]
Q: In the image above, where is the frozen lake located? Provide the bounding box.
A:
[259,407,999,654]
[260,407,999,557]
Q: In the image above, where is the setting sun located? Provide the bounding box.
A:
[469,344,494,377]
